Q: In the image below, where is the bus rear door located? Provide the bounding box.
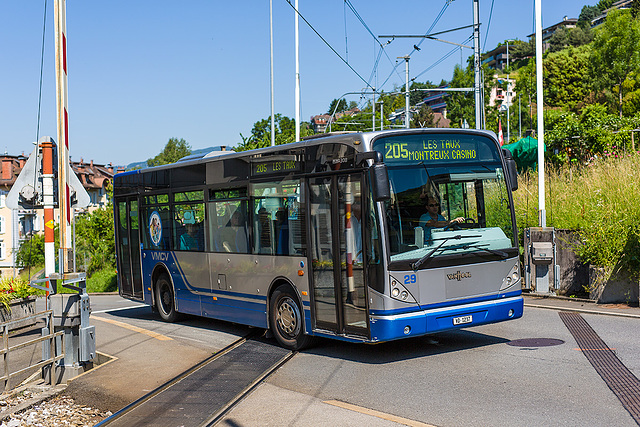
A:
[116,197,143,299]
[309,174,369,338]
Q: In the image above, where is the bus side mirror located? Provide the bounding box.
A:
[371,163,391,202]
[502,148,518,192]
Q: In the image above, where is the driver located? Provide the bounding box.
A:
[419,196,465,229]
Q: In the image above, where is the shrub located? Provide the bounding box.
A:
[515,154,640,272]
[0,277,43,310]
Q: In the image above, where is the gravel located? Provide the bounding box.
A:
[0,387,111,427]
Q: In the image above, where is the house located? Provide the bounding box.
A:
[591,0,633,27]
[527,16,578,52]
[0,152,121,278]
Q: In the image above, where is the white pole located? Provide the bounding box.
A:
[404,57,410,129]
[535,0,546,227]
[473,0,481,129]
[294,0,300,142]
[270,0,275,147]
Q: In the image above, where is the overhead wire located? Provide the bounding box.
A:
[482,0,496,52]
[283,0,373,90]
[342,0,402,87]
[377,0,453,92]
[27,0,49,282]
[413,35,473,80]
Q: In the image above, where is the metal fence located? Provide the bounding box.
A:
[0,310,65,392]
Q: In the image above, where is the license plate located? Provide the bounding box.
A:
[453,315,473,325]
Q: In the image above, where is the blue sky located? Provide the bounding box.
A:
[1,1,592,166]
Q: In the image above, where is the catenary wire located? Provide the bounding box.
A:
[377,0,453,92]
[482,0,496,52]
[284,0,373,90]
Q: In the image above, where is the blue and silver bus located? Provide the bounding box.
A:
[114,129,523,349]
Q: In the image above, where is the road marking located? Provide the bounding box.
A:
[323,400,436,427]
[92,316,172,341]
[92,304,147,314]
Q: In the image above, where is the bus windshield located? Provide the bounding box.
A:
[372,132,515,263]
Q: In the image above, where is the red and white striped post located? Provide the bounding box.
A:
[54,0,73,274]
[345,179,356,305]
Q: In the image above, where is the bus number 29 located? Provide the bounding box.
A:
[404,274,416,284]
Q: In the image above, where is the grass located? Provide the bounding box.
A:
[515,154,640,272]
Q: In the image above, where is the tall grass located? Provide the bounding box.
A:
[515,154,640,272]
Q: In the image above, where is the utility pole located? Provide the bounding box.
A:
[372,88,376,131]
[473,0,481,129]
[399,56,410,129]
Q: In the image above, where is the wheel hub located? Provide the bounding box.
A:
[277,298,297,335]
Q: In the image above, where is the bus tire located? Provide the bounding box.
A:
[270,286,311,350]
[155,274,179,322]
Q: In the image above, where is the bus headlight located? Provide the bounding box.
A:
[500,262,521,290]
[389,276,417,303]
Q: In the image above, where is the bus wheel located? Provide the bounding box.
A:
[270,286,311,350]
[156,274,179,322]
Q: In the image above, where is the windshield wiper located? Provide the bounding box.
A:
[411,234,481,271]
[459,243,509,259]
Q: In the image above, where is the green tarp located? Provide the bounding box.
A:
[502,136,546,172]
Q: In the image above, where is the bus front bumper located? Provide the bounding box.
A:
[369,295,524,342]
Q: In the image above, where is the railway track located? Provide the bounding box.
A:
[96,331,294,427]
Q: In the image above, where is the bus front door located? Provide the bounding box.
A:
[309,174,369,338]
[116,197,143,299]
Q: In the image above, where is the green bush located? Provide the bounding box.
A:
[515,154,640,272]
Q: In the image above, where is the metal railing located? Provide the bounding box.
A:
[0,310,65,392]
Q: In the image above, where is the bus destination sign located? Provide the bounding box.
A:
[382,138,479,163]
[251,159,301,176]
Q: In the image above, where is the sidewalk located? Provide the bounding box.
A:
[524,293,640,318]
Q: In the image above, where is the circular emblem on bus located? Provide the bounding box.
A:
[149,211,162,247]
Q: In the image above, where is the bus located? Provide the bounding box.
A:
[114,128,523,350]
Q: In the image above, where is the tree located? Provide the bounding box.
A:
[544,45,591,112]
[578,5,601,28]
[75,207,116,275]
[446,64,475,128]
[147,138,192,166]
[327,98,348,115]
[236,114,313,151]
[590,9,640,117]
[16,233,46,268]
[411,105,435,128]
[549,27,592,52]
[515,58,537,130]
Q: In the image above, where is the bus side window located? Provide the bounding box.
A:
[250,179,305,257]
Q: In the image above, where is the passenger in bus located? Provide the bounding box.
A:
[419,196,464,229]
[179,223,200,251]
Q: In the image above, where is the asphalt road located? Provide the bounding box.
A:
[50,295,640,426]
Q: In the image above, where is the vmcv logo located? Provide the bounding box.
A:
[447,271,472,281]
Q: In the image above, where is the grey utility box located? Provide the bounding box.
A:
[523,227,557,294]
[531,241,554,264]
[50,294,82,327]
